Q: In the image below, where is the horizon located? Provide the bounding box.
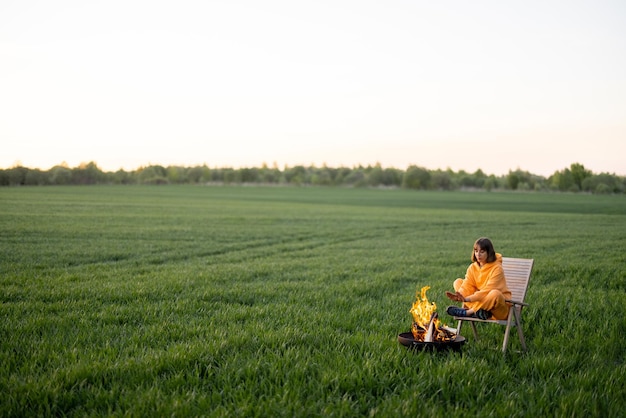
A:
[2,1,625,178]
[3,159,621,179]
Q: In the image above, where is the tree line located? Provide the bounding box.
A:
[0,162,624,194]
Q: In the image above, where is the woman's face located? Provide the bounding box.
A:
[474,246,488,265]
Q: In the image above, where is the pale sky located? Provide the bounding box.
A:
[1,0,625,176]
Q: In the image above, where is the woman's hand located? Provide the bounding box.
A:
[445,291,465,302]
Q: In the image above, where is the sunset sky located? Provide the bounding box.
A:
[1,0,625,176]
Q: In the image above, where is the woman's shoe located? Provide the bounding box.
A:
[476,309,492,320]
[446,306,469,317]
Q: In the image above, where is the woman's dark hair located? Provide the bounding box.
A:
[472,237,497,263]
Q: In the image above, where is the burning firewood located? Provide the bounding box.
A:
[424,312,437,342]
[409,286,457,343]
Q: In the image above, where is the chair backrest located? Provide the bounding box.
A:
[502,257,534,303]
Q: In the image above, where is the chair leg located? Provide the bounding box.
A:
[456,319,479,341]
[514,309,527,351]
[502,307,515,353]
[469,321,479,341]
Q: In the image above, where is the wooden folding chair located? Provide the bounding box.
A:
[454,257,534,353]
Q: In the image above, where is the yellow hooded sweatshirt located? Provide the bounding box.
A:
[456,253,511,319]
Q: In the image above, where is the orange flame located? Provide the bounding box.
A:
[409,286,437,328]
[409,286,454,342]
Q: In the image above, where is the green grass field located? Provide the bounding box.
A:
[1,186,625,417]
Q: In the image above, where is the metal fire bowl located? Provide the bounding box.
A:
[397,332,466,352]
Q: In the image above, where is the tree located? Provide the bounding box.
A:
[506,170,520,190]
[386,168,403,187]
[187,166,209,184]
[549,168,576,191]
[2,161,623,194]
[137,165,168,184]
[259,163,281,184]
[25,169,48,185]
[569,163,591,191]
[311,166,333,186]
[240,167,260,183]
[484,175,498,192]
[72,162,105,185]
[507,169,538,191]
[402,165,431,190]
[221,168,240,184]
[166,166,188,184]
[367,163,384,187]
[284,165,307,185]
[5,166,28,186]
[50,165,72,185]
[112,169,134,184]
[344,166,367,187]
[473,169,487,188]
[431,169,453,190]
[582,173,624,194]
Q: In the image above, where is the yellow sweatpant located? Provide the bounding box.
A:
[453,279,510,320]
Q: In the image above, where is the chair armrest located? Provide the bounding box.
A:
[505,299,529,307]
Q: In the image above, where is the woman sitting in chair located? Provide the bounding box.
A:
[445,237,511,320]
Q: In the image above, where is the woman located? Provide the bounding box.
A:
[445,237,511,320]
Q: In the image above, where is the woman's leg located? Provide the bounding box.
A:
[473,290,508,320]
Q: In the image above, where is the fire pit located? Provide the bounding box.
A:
[398,286,466,352]
[397,332,466,352]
